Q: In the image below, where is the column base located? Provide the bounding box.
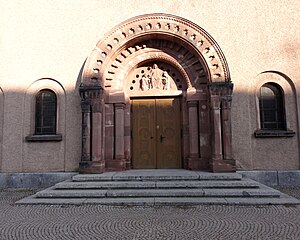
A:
[186,158,209,170]
[210,159,236,172]
[105,159,127,171]
[79,161,105,174]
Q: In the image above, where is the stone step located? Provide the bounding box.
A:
[15,170,300,206]
[17,195,300,206]
[35,186,281,199]
[55,179,259,190]
[72,170,242,182]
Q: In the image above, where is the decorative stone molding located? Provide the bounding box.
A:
[82,13,231,88]
[79,14,235,173]
[254,130,296,138]
[79,85,104,164]
[208,82,235,172]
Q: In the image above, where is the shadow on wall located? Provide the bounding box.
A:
[0,69,299,173]
[0,87,4,173]
[0,76,82,173]
[232,70,299,170]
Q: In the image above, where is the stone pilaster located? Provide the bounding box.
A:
[208,82,235,172]
[114,103,125,160]
[188,101,199,158]
[187,100,204,169]
[81,99,91,162]
[79,85,104,173]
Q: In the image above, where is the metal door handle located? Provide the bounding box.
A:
[160,135,165,143]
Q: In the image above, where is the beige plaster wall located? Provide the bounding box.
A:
[0,0,299,171]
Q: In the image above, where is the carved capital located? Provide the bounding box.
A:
[208,82,233,96]
[187,101,198,108]
[221,95,232,109]
[80,85,104,113]
[79,85,103,100]
[91,98,103,113]
[81,99,91,113]
[210,95,221,109]
[115,103,125,110]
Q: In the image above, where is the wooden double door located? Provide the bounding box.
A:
[132,98,182,168]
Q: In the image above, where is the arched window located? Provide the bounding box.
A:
[259,83,285,130]
[35,90,57,135]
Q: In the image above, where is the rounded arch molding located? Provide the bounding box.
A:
[79,14,236,174]
[81,13,231,87]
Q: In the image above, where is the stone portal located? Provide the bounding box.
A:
[79,14,235,173]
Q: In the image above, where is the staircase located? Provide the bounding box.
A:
[16,170,300,206]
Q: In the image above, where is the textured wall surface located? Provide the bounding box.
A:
[0,0,299,172]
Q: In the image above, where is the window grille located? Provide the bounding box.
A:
[35,90,57,134]
[259,83,285,130]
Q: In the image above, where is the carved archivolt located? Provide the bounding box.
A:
[82,14,231,88]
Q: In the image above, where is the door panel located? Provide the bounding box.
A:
[132,98,181,168]
[132,99,156,168]
[156,98,181,168]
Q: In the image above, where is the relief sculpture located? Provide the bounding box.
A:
[139,64,171,91]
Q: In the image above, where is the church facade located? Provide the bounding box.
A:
[1,1,299,179]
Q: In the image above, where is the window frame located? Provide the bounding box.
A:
[34,89,57,135]
[25,88,62,142]
[255,82,295,138]
[259,83,285,130]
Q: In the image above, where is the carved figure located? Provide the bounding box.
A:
[139,74,149,91]
[147,74,153,89]
[150,64,160,88]
[161,71,170,90]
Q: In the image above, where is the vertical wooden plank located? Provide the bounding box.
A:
[156,98,182,168]
[131,99,156,168]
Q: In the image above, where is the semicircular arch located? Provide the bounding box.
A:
[82,13,230,87]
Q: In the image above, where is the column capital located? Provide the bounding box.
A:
[221,95,232,109]
[81,99,91,112]
[208,82,233,96]
[79,85,103,100]
[115,103,126,110]
[187,101,198,108]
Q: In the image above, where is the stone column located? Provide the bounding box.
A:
[188,101,199,158]
[208,82,235,172]
[79,85,104,173]
[114,103,125,160]
[209,94,223,163]
[221,95,233,160]
[81,99,91,162]
[91,98,103,162]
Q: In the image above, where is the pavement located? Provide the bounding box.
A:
[0,187,300,240]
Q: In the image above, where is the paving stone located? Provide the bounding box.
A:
[55,181,156,189]
[278,171,300,186]
[155,179,259,188]
[36,189,108,198]
[3,189,300,240]
[106,189,205,197]
[72,172,117,182]
[238,170,278,186]
[16,195,86,205]
[112,169,199,181]
[154,197,228,206]
[203,188,281,198]
[83,198,155,206]
[225,195,300,205]
[196,172,242,180]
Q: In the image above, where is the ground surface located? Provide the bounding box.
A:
[0,187,299,240]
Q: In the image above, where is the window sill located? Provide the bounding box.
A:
[254,130,295,138]
[25,134,62,142]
